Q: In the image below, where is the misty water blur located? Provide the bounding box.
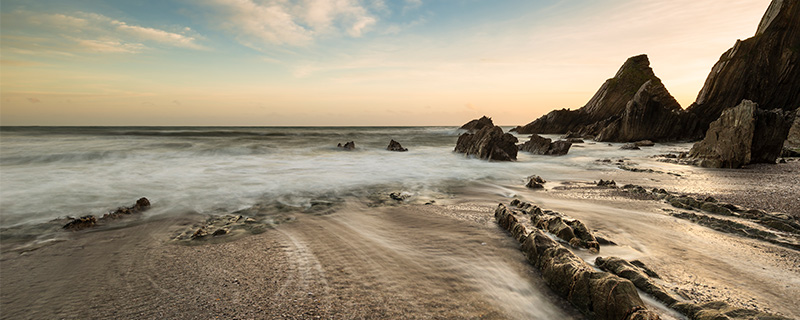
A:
[0,126,693,226]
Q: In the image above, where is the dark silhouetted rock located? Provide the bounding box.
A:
[101,197,152,220]
[594,80,691,142]
[519,134,572,155]
[566,138,584,143]
[515,55,688,143]
[459,115,494,132]
[688,100,793,168]
[454,126,518,161]
[386,139,408,152]
[685,0,800,138]
[63,215,97,230]
[337,141,355,150]
[597,179,617,188]
[526,175,546,189]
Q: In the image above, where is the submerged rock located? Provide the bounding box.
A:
[337,141,356,150]
[688,100,793,168]
[454,126,518,161]
[386,139,408,152]
[459,115,494,132]
[62,215,97,231]
[62,198,151,230]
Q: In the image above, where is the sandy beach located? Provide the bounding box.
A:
[2,161,798,319]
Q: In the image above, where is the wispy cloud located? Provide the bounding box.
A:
[0,10,205,55]
[200,0,378,49]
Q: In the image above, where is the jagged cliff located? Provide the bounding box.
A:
[685,0,800,138]
[515,0,799,145]
[514,55,690,142]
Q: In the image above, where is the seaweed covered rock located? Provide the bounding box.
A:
[454,126,518,161]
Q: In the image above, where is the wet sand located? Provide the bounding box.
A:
[2,162,799,319]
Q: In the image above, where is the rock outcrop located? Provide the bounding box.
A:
[593,80,691,142]
[62,198,151,230]
[494,204,659,320]
[515,0,800,145]
[459,115,494,132]
[688,100,793,168]
[454,126,518,161]
[515,55,689,142]
[386,139,408,152]
[685,0,800,138]
[519,134,572,155]
[337,141,355,150]
[596,256,792,320]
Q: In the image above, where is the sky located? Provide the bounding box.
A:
[0,0,772,126]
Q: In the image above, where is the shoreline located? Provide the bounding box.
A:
[2,162,799,319]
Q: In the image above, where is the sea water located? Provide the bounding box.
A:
[0,126,693,226]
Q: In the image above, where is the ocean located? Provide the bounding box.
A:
[0,126,692,227]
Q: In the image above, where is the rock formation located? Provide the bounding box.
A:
[494,203,658,320]
[386,139,408,152]
[514,55,689,142]
[454,126,518,161]
[685,0,800,138]
[459,115,494,132]
[688,100,793,168]
[525,175,546,189]
[337,141,355,150]
[62,198,151,230]
[518,134,572,155]
[514,0,800,145]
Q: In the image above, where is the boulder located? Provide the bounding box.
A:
[337,141,355,150]
[519,134,572,155]
[459,115,494,132]
[597,179,617,188]
[620,143,640,150]
[454,126,518,161]
[386,139,408,152]
[688,100,793,168]
[526,175,546,189]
